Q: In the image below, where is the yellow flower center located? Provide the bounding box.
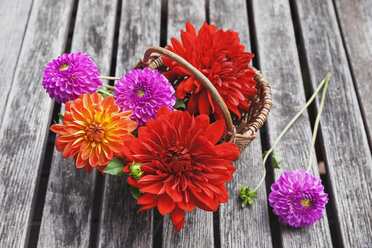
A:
[60,64,69,71]
[301,199,311,207]
[137,90,145,97]
[86,123,105,142]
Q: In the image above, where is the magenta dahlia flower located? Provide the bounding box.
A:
[114,68,176,125]
[268,169,328,227]
[42,52,102,103]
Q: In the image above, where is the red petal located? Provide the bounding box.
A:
[157,106,171,118]
[170,207,185,232]
[205,120,225,144]
[187,93,199,114]
[198,90,211,115]
[157,194,175,215]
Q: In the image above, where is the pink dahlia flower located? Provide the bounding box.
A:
[114,68,176,125]
[42,52,102,103]
[268,169,328,227]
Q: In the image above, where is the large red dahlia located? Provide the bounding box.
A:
[162,21,257,119]
[123,107,240,232]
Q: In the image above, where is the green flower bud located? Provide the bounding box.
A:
[129,161,144,180]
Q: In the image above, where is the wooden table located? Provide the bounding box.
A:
[1,0,371,247]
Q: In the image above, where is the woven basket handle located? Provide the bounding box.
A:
[136,46,235,138]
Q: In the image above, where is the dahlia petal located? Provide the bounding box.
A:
[185,21,197,36]
[170,207,185,232]
[214,143,240,161]
[177,199,195,212]
[137,193,158,205]
[191,191,219,211]
[76,153,87,168]
[157,194,175,215]
[187,93,199,114]
[137,202,157,213]
[205,119,225,144]
[171,38,187,57]
[198,90,211,115]
[166,185,183,202]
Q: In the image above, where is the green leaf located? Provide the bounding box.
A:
[239,185,257,207]
[130,186,141,200]
[58,113,64,122]
[247,197,255,206]
[173,98,186,110]
[103,158,125,176]
[272,150,283,169]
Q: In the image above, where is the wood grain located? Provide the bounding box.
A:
[161,1,214,247]
[97,1,160,247]
[167,0,206,43]
[0,0,33,125]
[334,0,372,146]
[294,1,372,247]
[251,0,333,247]
[209,0,273,247]
[0,0,75,247]
[37,0,119,247]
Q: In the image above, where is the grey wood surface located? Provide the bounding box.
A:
[0,0,75,246]
[209,0,273,247]
[161,1,214,247]
[0,0,33,125]
[296,1,372,247]
[251,0,333,247]
[37,0,119,247]
[294,1,372,247]
[97,1,160,247]
[334,0,372,146]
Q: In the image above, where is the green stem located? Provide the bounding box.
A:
[96,88,113,96]
[100,75,121,81]
[252,73,331,193]
[306,74,331,171]
[102,83,115,91]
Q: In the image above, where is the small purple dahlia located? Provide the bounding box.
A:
[268,169,328,228]
[114,68,176,125]
[42,52,102,103]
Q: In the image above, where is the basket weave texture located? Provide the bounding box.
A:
[134,47,272,153]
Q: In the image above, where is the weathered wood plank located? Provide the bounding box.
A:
[251,0,333,247]
[97,1,160,247]
[334,0,372,146]
[294,1,372,247]
[209,0,273,247]
[0,0,33,125]
[0,0,75,247]
[161,1,214,247]
[37,0,118,247]
[167,0,206,43]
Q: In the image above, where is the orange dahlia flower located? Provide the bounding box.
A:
[50,92,137,173]
[123,107,240,232]
[163,21,257,119]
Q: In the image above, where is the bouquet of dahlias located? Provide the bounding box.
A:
[43,22,329,232]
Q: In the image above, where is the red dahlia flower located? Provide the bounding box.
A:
[123,107,240,231]
[50,93,137,173]
[162,21,257,119]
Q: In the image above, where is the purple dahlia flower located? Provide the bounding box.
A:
[42,52,102,103]
[114,68,176,125]
[268,169,328,228]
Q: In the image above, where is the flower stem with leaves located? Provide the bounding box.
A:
[240,73,331,207]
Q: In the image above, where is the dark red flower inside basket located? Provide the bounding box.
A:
[123,107,240,231]
[162,21,257,119]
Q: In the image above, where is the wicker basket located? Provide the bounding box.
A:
[134,47,272,153]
